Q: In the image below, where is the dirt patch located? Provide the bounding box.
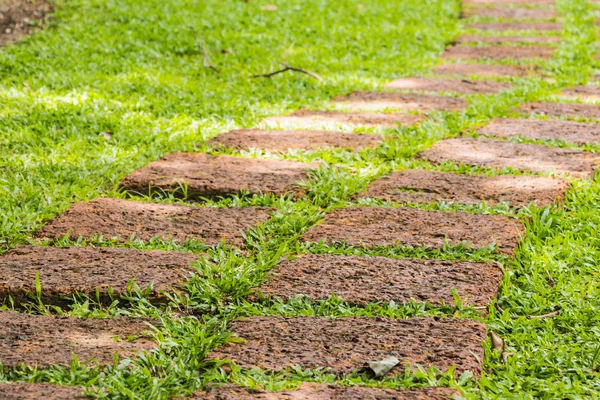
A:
[384,78,511,94]
[255,254,502,307]
[208,316,486,376]
[0,0,52,47]
[0,246,200,307]
[463,8,557,19]
[561,85,600,101]
[443,45,554,60]
[209,129,382,152]
[332,92,467,112]
[419,137,599,178]
[519,102,600,119]
[479,118,600,145]
[300,206,523,255]
[195,383,460,400]
[468,22,562,32]
[456,34,560,44]
[262,110,426,129]
[36,198,273,246]
[0,310,155,368]
[121,153,318,199]
[0,383,86,400]
[434,63,540,77]
[358,169,569,207]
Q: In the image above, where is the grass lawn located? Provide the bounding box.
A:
[1,0,600,398]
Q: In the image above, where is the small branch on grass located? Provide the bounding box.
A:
[545,269,556,287]
[191,28,220,73]
[495,303,560,320]
[253,62,322,81]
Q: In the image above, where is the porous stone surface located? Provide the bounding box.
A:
[443,45,554,60]
[519,102,600,119]
[262,110,426,129]
[0,383,87,400]
[464,0,554,3]
[478,118,600,145]
[456,34,560,44]
[332,92,467,112]
[463,8,557,19]
[0,0,52,47]
[468,22,561,32]
[434,64,540,77]
[384,78,511,94]
[561,85,600,101]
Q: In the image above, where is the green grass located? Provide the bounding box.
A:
[2,0,600,398]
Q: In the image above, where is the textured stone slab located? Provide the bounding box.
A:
[0,246,199,306]
[332,92,467,112]
[468,22,561,32]
[384,78,510,94]
[208,316,486,376]
[36,198,272,246]
[209,129,382,152]
[121,153,317,199]
[479,118,600,145]
[359,169,568,207]
[456,34,560,44]
[463,8,557,19]
[0,311,155,368]
[434,63,539,77]
[256,254,502,307]
[561,85,600,101]
[262,110,425,129]
[443,45,554,60]
[419,137,598,178]
[196,383,460,400]
[300,206,523,255]
[464,0,553,3]
[519,102,600,119]
[0,383,86,400]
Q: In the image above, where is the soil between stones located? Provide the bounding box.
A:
[36,198,273,246]
[357,169,569,207]
[434,64,539,77]
[0,0,52,47]
[384,77,511,94]
[0,246,200,307]
[443,45,554,60]
[463,7,557,19]
[208,316,486,376]
[255,254,502,307]
[478,118,600,145]
[519,102,600,120]
[209,129,382,152]
[195,383,460,400]
[300,206,523,255]
[0,383,86,400]
[456,34,560,44]
[121,153,318,199]
[468,22,561,32]
[262,110,426,129]
[332,91,467,112]
[561,85,600,101]
[419,137,599,178]
[0,311,156,368]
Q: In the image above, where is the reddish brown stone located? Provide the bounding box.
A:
[0,246,199,307]
[209,129,382,152]
[463,7,557,19]
[434,63,539,77]
[464,0,554,4]
[262,110,426,129]
[519,102,600,119]
[256,254,502,307]
[0,1,52,47]
[419,137,599,178]
[0,311,155,368]
[561,85,600,101]
[195,383,460,400]
[478,118,600,145]
[468,22,561,32]
[300,206,523,255]
[384,78,510,94]
[121,153,317,199]
[36,198,272,246]
[456,34,560,44]
[443,45,554,60]
[332,92,467,112]
[0,383,86,400]
[358,169,568,207]
[208,316,486,376]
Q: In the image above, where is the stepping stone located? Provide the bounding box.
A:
[478,118,600,146]
[121,153,318,199]
[195,383,460,400]
[262,110,425,129]
[561,85,600,101]
[468,22,561,32]
[300,206,523,255]
[464,0,553,3]
[256,254,502,307]
[0,311,155,368]
[456,34,560,44]
[209,129,382,152]
[0,246,199,306]
[358,169,569,207]
[463,8,557,19]
[443,45,554,60]
[434,63,539,77]
[384,77,510,94]
[419,137,599,178]
[0,383,86,400]
[208,316,486,376]
[519,102,600,119]
[332,92,467,112]
[36,198,272,246]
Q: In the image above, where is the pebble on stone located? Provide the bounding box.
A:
[463,7,557,19]
[468,22,561,32]
[332,91,467,112]
[419,137,599,178]
[561,85,600,101]
[262,110,426,129]
[434,64,539,77]
[208,316,486,376]
[36,198,272,246]
[456,34,560,44]
[443,45,554,60]
[384,77,510,94]
[0,383,87,400]
[519,102,600,119]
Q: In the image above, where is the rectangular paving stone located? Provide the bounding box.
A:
[384,77,511,94]
[209,129,382,152]
[0,246,200,307]
[468,22,561,32]
[561,85,600,101]
[300,206,523,255]
[463,7,557,19]
[419,137,599,178]
[332,92,467,112]
[0,311,155,368]
[121,153,318,199]
[464,0,554,4]
[36,198,272,246]
[478,118,600,146]
[208,316,486,376]
[443,45,554,60]
[262,110,426,129]
[196,383,460,400]
[256,254,502,307]
[519,102,600,119]
[358,169,569,207]
[456,34,560,44]
[0,383,86,400]
[434,63,540,77]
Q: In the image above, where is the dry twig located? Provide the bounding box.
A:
[191,28,220,73]
[253,62,322,81]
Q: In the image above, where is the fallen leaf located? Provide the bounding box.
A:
[357,4,365,10]
[103,132,113,141]
[261,4,277,11]
[490,331,504,351]
[221,48,234,54]
[367,356,399,378]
